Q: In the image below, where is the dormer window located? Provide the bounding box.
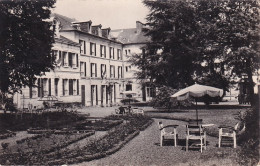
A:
[91,24,102,36]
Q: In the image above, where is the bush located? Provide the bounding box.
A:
[148,86,192,108]
[237,105,259,165]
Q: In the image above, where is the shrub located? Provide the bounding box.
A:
[148,86,192,108]
[237,106,259,165]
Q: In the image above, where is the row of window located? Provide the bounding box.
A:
[53,50,78,68]
[79,40,122,60]
[29,78,80,98]
[80,63,123,79]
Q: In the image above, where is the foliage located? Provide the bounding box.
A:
[0,110,86,132]
[237,105,259,165]
[134,0,260,98]
[149,86,176,108]
[0,0,56,94]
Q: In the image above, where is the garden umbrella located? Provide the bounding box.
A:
[171,83,223,124]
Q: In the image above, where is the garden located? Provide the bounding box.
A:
[0,109,153,165]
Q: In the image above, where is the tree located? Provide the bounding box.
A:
[132,0,201,89]
[195,0,260,102]
[133,0,260,103]
[0,0,56,95]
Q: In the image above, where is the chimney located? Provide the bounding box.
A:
[73,20,92,33]
[101,28,111,38]
[91,24,102,37]
[136,21,144,34]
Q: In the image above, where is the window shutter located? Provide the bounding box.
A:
[49,78,51,96]
[95,44,96,56]
[62,79,65,96]
[84,41,86,54]
[100,45,102,57]
[38,78,41,97]
[95,64,97,77]
[77,79,79,95]
[104,46,106,58]
[91,63,93,77]
[90,43,92,55]
[61,52,64,66]
[96,85,98,105]
[84,62,86,77]
[76,54,78,67]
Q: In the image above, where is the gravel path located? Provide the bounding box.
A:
[75,119,237,166]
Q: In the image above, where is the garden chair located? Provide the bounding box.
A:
[158,121,178,147]
[186,124,206,153]
[218,122,245,148]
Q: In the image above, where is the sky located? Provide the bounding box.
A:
[53,0,150,30]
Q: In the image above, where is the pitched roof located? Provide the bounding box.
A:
[51,13,77,31]
[110,28,150,44]
[55,35,80,47]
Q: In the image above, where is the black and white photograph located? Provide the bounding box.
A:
[0,0,259,165]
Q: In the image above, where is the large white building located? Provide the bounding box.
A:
[14,14,152,109]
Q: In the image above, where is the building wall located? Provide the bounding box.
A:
[61,31,125,106]
[122,44,154,102]
[14,40,81,109]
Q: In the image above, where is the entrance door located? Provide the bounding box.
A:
[81,85,85,106]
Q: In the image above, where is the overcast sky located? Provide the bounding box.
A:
[53,0,149,30]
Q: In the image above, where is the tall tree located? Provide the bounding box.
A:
[133,0,260,101]
[132,0,201,89]
[0,0,56,94]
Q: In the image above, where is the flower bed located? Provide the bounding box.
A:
[0,130,16,139]
[75,119,123,131]
[45,115,153,165]
[0,131,95,165]
[0,114,152,165]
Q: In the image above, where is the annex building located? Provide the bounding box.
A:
[13,13,153,109]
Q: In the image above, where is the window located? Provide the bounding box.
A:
[63,52,68,66]
[90,42,96,56]
[117,49,122,60]
[68,53,73,67]
[100,45,106,58]
[101,64,107,79]
[42,79,48,96]
[79,40,86,54]
[91,63,97,77]
[126,84,132,91]
[62,79,68,96]
[110,65,115,78]
[73,79,77,95]
[80,62,86,77]
[68,53,78,68]
[48,78,51,96]
[69,79,73,95]
[109,47,114,59]
[55,78,59,96]
[147,87,156,97]
[128,49,131,54]
[52,50,58,61]
[125,50,127,55]
[118,66,123,78]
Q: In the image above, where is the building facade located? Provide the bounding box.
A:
[14,14,151,109]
